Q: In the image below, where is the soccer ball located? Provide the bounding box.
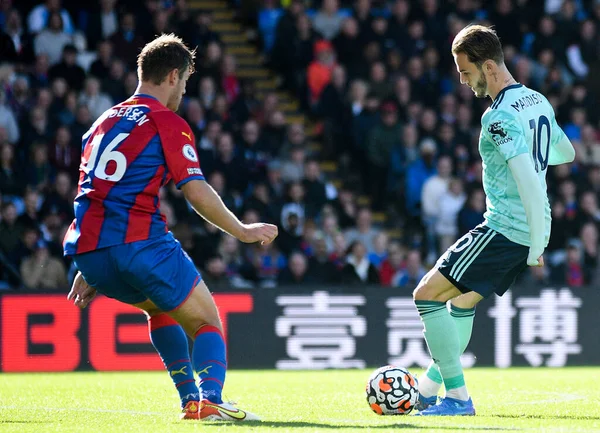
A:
[366,365,419,415]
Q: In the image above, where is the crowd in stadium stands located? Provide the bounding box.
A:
[0,0,599,291]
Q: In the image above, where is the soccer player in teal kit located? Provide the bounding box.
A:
[412,25,576,416]
[64,34,277,421]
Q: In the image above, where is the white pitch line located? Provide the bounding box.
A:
[0,405,169,416]
[518,393,586,405]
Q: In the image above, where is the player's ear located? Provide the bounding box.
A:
[167,68,179,86]
[482,60,495,75]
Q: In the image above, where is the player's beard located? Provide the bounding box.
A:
[472,71,488,99]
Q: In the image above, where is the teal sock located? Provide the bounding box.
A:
[424,305,475,385]
[415,301,465,391]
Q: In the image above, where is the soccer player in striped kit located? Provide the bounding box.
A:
[64,34,277,421]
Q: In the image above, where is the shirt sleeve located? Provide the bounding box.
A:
[155,112,205,189]
[548,115,575,165]
[482,109,529,162]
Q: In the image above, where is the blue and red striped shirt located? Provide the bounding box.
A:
[63,94,204,256]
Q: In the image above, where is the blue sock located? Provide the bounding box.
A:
[193,325,226,404]
[149,314,199,407]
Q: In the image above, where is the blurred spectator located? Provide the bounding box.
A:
[217,235,254,289]
[202,254,231,291]
[197,41,223,85]
[575,125,600,166]
[247,242,286,288]
[307,39,336,106]
[212,132,247,194]
[379,241,405,286]
[580,222,598,285]
[405,138,437,220]
[0,90,20,145]
[12,226,40,269]
[343,207,380,252]
[281,145,306,183]
[258,0,284,54]
[109,12,144,70]
[332,18,361,77]
[48,125,78,175]
[29,53,50,89]
[48,44,85,93]
[307,234,339,283]
[85,0,119,51]
[0,143,24,199]
[26,143,54,191]
[341,240,380,284]
[17,188,40,231]
[279,122,306,159]
[278,184,306,254]
[368,231,388,267]
[559,241,585,287]
[78,77,113,120]
[33,12,72,65]
[318,64,350,159]
[5,9,35,64]
[179,11,219,54]
[230,79,261,128]
[20,239,68,290]
[392,249,426,288]
[40,171,74,223]
[312,0,347,40]
[302,159,327,217]
[435,178,466,254]
[28,0,74,35]
[457,188,485,236]
[102,59,127,103]
[221,54,240,104]
[278,251,314,284]
[266,159,285,200]
[0,202,21,258]
[261,110,286,156]
[421,155,452,260]
[366,101,401,210]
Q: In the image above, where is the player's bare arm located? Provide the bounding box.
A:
[181,179,278,245]
[508,154,545,266]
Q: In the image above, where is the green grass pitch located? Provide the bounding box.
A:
[1,368,599,432]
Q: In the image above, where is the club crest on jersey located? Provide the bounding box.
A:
[488,121,512,145]
[182,144,198,162]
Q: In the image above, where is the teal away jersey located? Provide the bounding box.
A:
[479,83,567,247]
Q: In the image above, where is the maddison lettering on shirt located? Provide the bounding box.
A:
[510,93,543,113]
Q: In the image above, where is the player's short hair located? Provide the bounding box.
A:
[451,24,504,67]
[137,34,196,85]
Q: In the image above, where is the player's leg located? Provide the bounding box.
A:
[132,298,200,419]
[418,291,483,404]
[166,280,227,405]
[413,269,473,406]
[123,233,258,421]
[166,279,259,421]
[73,244,202,418]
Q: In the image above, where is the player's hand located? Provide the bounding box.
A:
[67,271,97,309]
[527,253,544,267]
[239,223,279,245]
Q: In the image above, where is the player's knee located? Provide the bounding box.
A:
[451,291,483,309]
[413,280,445,302]
[413,281,432,301]
[191,319,223,338]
